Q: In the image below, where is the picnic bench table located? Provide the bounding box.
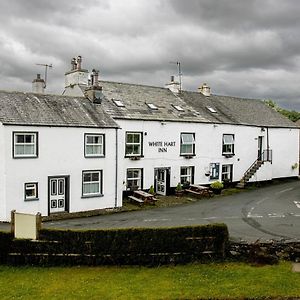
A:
[128,190,157,205]
[185,184,213,198]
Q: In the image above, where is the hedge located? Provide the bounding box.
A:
[0,224,229,266]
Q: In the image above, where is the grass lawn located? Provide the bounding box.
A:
[0,262,299,299]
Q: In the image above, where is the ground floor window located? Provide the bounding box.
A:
[82,170,102,197]
[180,166,194,185]
[24,182,38,201]
[126,168,143,190]
[222,164,233,182]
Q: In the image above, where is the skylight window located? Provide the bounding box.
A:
[206,106,217,113]
[147,103,158,110]
[113,99,125,107]
[173,105,184,112]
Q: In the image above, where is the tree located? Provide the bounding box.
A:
[264,100,300,122]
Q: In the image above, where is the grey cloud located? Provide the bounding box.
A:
[0,0,299,110]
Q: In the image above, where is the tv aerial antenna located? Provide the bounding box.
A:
[169,61,182,92]
[36,63,53,88]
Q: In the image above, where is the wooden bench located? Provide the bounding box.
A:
[128,195,144,206]
[186,185,213,198]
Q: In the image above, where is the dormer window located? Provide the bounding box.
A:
[146,103,158,110]
[207,106,217,113]
[173,105,184,112]
[113,99,125,107]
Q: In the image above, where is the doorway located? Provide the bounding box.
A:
[154,168,170,196]
[258,136,264,160]
[48,176,69,214]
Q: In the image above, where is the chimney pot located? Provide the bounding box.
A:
[76,56,82,70]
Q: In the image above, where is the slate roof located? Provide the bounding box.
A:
[0,91,118,128]
[180,91,297,128]
[99,81,210,123]
[99,80,297,128]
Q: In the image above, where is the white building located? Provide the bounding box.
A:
[0,57,298,221]
[0,81,121,221]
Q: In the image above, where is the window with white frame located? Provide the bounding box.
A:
[210,163,220,180]
[222,134,235,155]
[82,170,102,197]
[222,164,233,182]
[125,132,142,157]
[24,182,38,201]
[85,134,104,157]
[126,168,142,190]
[180,166,194,185]
[13,132,38,158]
[180,133,195,156]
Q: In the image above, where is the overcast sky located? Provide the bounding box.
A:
[1,0,300,110]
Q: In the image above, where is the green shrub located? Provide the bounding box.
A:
[210,181,224,189]
[175,182,183,191]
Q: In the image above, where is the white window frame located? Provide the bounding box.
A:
[125,132,142,157]
[222,164,233,182]
[147,103,158,110]
[126,168,142,190]
[13,132,38,158]
[82,170,102,197]
[180,166,194,185]
[24,182,38,201]
[222,134,235,155]
[85,134,104,157]
[180,133,195,156]
[173,105,184,112]
[113,99,125,107]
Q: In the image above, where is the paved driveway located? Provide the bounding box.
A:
[43,180,300,242]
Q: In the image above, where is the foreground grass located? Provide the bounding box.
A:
[0,262,299,299]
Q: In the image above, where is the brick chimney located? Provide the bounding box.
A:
[32,74,45,94]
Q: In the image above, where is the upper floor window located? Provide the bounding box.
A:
[180,133,195,156]
[222,134,234,155]
[125,132,142,157]
[180,166,194,185]
[13,132,38,158]
[82,170,103,197]
[85,134,104,157]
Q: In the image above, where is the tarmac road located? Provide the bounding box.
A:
[43,179,300,242]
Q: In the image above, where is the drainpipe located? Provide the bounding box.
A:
[266,127,271,162]
[115,128,119,207]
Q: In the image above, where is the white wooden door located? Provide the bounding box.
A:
[49,177,65,213]
[156,169,167,196]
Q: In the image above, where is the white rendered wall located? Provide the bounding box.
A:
[116,120,298,191]
[0,125,6,221]
[2,125,120,221]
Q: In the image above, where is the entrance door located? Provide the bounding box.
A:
[49,177,66,213]
[258,136,264,160]
[155,168,170,196]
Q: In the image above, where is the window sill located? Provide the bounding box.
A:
[13,156,38,159]
[81,194,104,199]
[180,154,196,159]
[125,155,144,160]
[223,154,235,158]
[24,198,39,202]
[84,155,105,158]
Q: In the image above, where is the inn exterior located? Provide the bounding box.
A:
[0,57,298,221]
